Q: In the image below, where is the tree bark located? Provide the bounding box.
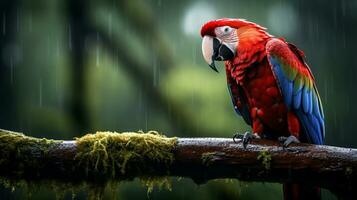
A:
[0,129,356,197]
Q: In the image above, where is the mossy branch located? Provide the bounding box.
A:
[0,129,357,197]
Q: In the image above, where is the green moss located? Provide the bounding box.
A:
[75,130,177,177]
[0,129,178,198]
[257,150,272,170]
[0,129,62,176]
[75,131,177,196]
[0,129,79,199]
[201,152,218,166]
[141,176,172,196]
[74,129,178,197]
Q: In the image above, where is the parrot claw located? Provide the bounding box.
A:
[233,132,260,149]
[232,132,243,143]
[278,135,300,147]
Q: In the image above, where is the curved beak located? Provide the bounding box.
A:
[201,35,235,73]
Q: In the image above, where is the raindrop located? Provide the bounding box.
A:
[2,12,6,35]
[47,35,50,57]
[55,65,58,93]
[138,86,143,112]
[39,79,43,107]
[145,106,148,131]
[108,13,112,37]
[96,32,100,67]
[10,56,13,84]
[28,11,32,33]
[333,6,337,27]
[56,38,60,58]
[346,97,350,114]
[153,55,157,87]
[323,79,328,103]
[57,91,62,108]
[330,75,334,94]
[157,57,161,85]
[16,9,19,33]
[333,110,337,128]
[68,25,72,50]
[114,47,118,70]
[342,26,346,48]
[341,0,346,16]
[192,45,196,64]
[339,123,345,142]
[315,23,319,40]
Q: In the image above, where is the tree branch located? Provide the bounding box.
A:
[0,129,356,197]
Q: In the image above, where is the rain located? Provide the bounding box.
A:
[0,0,356,199]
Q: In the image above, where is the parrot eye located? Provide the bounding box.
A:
[220,26,232,35]
[214,26,235,38]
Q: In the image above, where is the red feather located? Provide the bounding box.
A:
[200,18,267,37]
[201,18,322,200]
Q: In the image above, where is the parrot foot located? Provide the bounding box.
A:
[278,135,300,147]
[233,132,261,149]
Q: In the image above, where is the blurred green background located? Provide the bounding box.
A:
[0,0,355,199]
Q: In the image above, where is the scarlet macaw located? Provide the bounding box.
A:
[200,18,324,200]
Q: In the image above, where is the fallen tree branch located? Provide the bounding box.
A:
[0,129,356,197]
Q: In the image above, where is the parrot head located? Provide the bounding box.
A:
[201,18,269,72]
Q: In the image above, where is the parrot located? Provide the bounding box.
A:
[200,18,325,200]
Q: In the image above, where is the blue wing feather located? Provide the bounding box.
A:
[302,86,310,113]
[270,57,293,107]
[266,39,325,145]
[293,90,302,109]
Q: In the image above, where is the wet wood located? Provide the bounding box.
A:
[0,131,356,197]
[172,138,357,196]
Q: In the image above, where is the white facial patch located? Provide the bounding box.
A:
[214,26,238,56]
